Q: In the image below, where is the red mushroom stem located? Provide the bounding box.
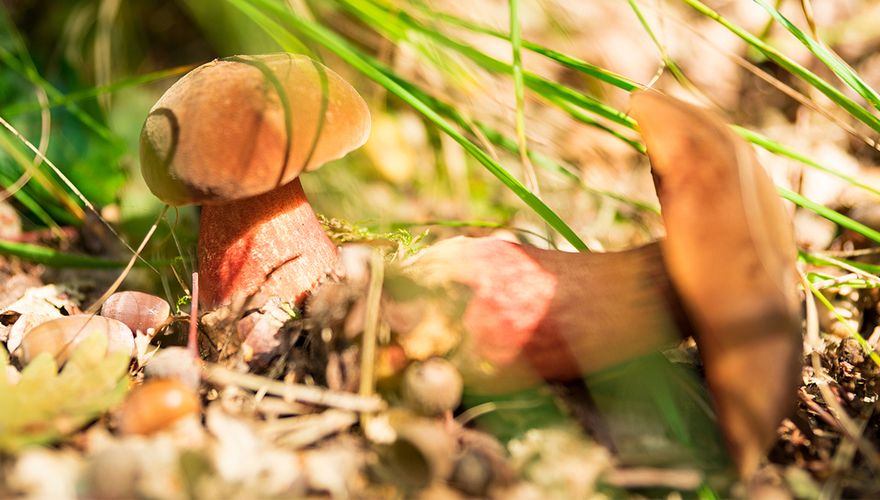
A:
[198,179,337,309]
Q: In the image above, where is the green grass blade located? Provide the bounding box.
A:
[0,134,67,232]
[683,0,880,133]
[736,126,880,198]
[395,0,638,91]
[753,0,880,112]
[230,0,589,251]
[339,0,636,130]
[627,0,690,84]
[779,186,880,244]
[475,123,659,214]
[225,0,314,56]
[509,0,539,192]
[358,55,649,209]
[0,240,130,268]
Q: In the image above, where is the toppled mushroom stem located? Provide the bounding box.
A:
[139,53,370,309]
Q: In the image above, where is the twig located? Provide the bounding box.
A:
[604,467,702,490]
[202,363,386,413]
[255,396,312,417]
[188,271,199,356]
[358,249,385,426]
[261,409,357,449]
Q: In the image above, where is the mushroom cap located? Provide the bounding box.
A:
[630,90,802,477]
[140,53,371,206]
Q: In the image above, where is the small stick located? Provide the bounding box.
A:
[358,250,385,427]
[605,467,702,490]
[255,396,312,417]
[261,409,357,449]
[188,271,199,357]
[202,363,386,413]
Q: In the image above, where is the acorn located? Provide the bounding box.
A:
[401,358,463,417]
[117,378,200,435]
[17,315,134,365]
[101,291,171,336]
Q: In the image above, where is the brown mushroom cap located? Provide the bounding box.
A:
[630,90,802,477]
[140,53,371,206]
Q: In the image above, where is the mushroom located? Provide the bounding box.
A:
[411,238,684,391]
[139,53,370,309]
[409,91,801,478]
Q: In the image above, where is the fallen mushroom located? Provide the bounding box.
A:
[410,238,684,390]
[139,53,370,310]
[409,91,801,478]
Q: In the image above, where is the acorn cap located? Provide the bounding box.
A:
[629,90,802,478]
[140,53,371,206]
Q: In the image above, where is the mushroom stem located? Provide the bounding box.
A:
[411,237,687,391]
[198,179,338,309]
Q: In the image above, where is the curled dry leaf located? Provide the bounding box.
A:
[9,448,81,499]
[300,437,366,498]
[236,298,292,364]
[1,283,74,351]
[0,274,42,312]
[630,90,802,478]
